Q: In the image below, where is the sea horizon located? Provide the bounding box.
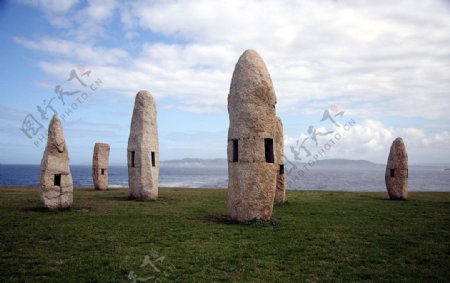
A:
[1,159,449,192]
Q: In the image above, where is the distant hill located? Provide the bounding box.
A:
[315,159,382,168]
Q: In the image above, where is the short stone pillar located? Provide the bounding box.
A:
[92,143,110,190]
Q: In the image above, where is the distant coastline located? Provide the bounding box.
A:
[1,159,449,192]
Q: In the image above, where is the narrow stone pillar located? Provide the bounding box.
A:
[227,49,278,221]
[92,143,110,190]
[274,117,286,204]
[127,90,159,200]
[40,115,73,209]
[385,137,408,200]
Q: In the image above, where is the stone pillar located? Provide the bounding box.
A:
[227,49,278,221]
[385,137,408,200]
[92,143,110,190]
[274,117,286,204]
[39,115,73,209]
[127,90,159,200]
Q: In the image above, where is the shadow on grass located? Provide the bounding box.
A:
[23,206,93,213]
[23,207,72,213]
[379,198,409,201]
[274,201,291,206]
[127,196,165,202]
[95,195,167,202]
[355,194,390,201]
[202,214,281,227]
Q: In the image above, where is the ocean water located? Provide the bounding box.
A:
[0,165,228,189]
[0,164,449,192]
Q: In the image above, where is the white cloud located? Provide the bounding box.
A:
[18,0,80,28]
[67,0,118,41]
[84,0,116,22]
[16,41,234,113]
[19,0,118,38]
[14,0,450,120]
[9,0,450,164]
[131,0,450,119]
[14,37,128,65]
[285,119,450,164]
[19,0,79,13]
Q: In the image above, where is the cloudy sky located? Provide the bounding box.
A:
[0,0,449,165]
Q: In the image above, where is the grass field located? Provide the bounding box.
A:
[0,187,449,282]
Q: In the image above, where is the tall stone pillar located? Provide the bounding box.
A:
[227,49,279,221]
[127,90,159,200]
[274,117,286,204]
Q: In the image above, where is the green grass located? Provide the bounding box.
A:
[0,187,449,282]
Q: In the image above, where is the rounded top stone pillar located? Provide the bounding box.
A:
[228,49,277,139]
[227,50,279,221]
[385,137,408,200]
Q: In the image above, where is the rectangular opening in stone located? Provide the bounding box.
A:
[264,138,274,163]
[280,164,284,175]
[406,169,408,178]
[390,169,395,177]
[232,139,238,162]
[151,152,156,167]
[54,174,61,186]
[131,151,135,167]
[101,169,105,175]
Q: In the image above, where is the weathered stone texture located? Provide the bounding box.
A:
[274,117,286,204]
[92,143,110,190]
[227,49,279,221]
[127,90,159,200]
[385,137,408,200]
[39,115,73,209]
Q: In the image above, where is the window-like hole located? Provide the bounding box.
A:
[130,151,135,167]
[280,164,284,175]
[264,138,274,163]
[390,169,395,178]
[101,169,105,175]
[232,139,238,162]
[54,174,61,186]
[151,152,156,167]
[406,169,408,178]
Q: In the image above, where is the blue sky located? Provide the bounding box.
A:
[0,0,449,165]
